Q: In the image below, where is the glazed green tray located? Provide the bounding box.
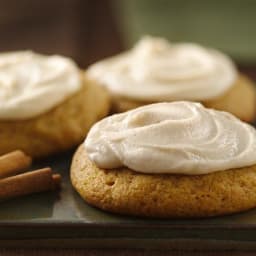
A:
[1,149,256,250]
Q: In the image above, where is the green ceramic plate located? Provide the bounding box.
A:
[1,148,256,250]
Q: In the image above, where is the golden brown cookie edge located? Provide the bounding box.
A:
[0,76,110,158]
[96,74,256,122]
[71,145,256,218]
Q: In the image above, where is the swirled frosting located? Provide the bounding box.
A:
[87,36,237,101]
[0,51,81,120]
[85,102,256,175]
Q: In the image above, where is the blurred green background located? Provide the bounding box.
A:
[114,0,256,64]
[0,0,255,68]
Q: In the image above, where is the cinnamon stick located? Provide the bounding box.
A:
[0,150,32,179]
[0,168,61,201]
[52,174,62,188]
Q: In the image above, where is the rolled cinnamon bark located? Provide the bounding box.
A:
[0,150,32,179]
[0,168,61,201]
[52,174,62,188]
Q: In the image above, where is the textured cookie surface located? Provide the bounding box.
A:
[109,74,256,122]
[0,77,110,158]
[71,145,256,218]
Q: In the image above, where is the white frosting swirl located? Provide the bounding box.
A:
[85,102,256,175]
[87,36,237,101]
[0,51,81,120]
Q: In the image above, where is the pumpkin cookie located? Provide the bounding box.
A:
[0,51,110,157]
[87,36,256,122]
[71,102,256,218]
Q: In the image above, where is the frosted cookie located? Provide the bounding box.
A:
[71,102,256,218]
[0,51,110,157]
[87,36,256,122]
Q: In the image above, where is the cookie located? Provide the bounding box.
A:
[71,145,256,218]
[110,74,256,122]
[0,77,110,158]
